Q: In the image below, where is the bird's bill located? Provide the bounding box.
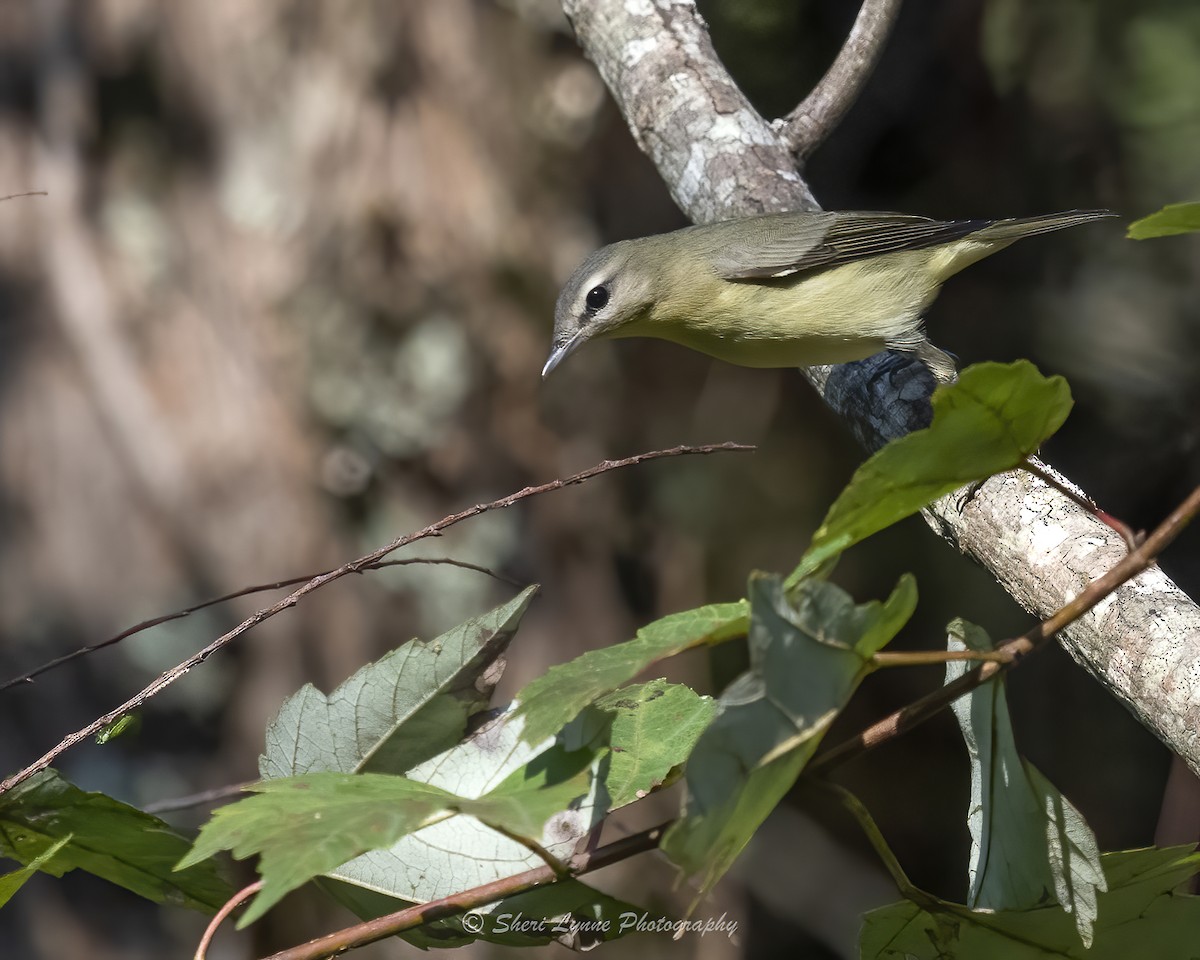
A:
[541,330,586,379]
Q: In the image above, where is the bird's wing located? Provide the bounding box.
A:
[709,212,989,280]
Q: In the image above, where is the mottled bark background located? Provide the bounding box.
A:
[0,1,1197,957]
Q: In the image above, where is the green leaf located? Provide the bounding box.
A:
[181,755,595,927]
[861,846,1200,959]
[787,361,1071,585]
[464,746,598,840]
[95,712,141,744]
[323,684,713,932]
[562,680,717,809]
[179,774,458,924]
[515,601,747,744]
[260,586,537,779]
[0,770,231,913]
[1127,202,1200,239]
[947,619,1105,947]
[661,574,914,897]
[324,707,607,918]
[0,836,70,908]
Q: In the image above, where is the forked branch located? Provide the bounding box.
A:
[562,0,1200,777]
[779,0,904,158]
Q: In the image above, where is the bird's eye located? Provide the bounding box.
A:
[585,285,609,311]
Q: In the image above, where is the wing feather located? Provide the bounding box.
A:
[709,212,989,280]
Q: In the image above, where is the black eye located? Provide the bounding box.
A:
[585,285,609,311]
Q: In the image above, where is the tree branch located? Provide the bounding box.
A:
[0,557,523,693]
[258,824,667,960]
[0,442,753,797]
[779,0,904,158]
[144,782,249,815]
[565,0,817,221]
[562,0,1200,776]
[197,881,262,960]
[811,481,1200,773]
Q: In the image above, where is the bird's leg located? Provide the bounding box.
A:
[956,478,987,511]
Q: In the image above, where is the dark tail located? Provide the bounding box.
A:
[971,209,1115,242]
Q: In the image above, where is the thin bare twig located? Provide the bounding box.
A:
[196,881,261,960]
[0,557,523,693]
[810,481,1200,773]
[258,824,667,960]
[0,442,753,797]
[779,0,903,158]
[0,190,48,202]
[144,782,250,815]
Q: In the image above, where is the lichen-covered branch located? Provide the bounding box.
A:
[564,0,817,220]
[562,0,1200,775]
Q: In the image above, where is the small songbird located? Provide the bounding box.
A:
[543,209,1112,381]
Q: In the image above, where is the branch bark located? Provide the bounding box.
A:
[563,0,1200,776]
[779,0,903,158]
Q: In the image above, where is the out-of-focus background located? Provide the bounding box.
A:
[1,0,1197,957]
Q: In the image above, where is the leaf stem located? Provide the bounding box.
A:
[872,649,1008,668]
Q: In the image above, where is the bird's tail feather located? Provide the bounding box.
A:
[971,209,1115,242]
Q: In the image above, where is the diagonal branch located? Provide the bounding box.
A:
[0,557,523,693]
[779,0,904,158]
[0,442,753,796]
[562,0,1200,776]
[258,823,668,960]
[812,481,1200,773]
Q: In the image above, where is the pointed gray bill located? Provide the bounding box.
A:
[541,330,586,379]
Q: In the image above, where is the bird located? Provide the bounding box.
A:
[544,209,1113,382]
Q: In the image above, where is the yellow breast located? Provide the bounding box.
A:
[621,248,967,368]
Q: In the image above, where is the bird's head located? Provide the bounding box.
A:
[543,239,656,378]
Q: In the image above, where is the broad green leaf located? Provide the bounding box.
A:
[788,361,1071,585]
[661,573,914,897]
[260,586,537,779]
[561,680,717,808]
[326,706,607,920]
[1127,202,1200,239]
[0,836,70,908]
[180,757,594,926]
[948,619,1105,946]
[465,743,598,839]
[515,601,747,744]
[324,685,711,941]
[0,770,231,912]
[179,774,457,924]
[861,846,1200,959]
